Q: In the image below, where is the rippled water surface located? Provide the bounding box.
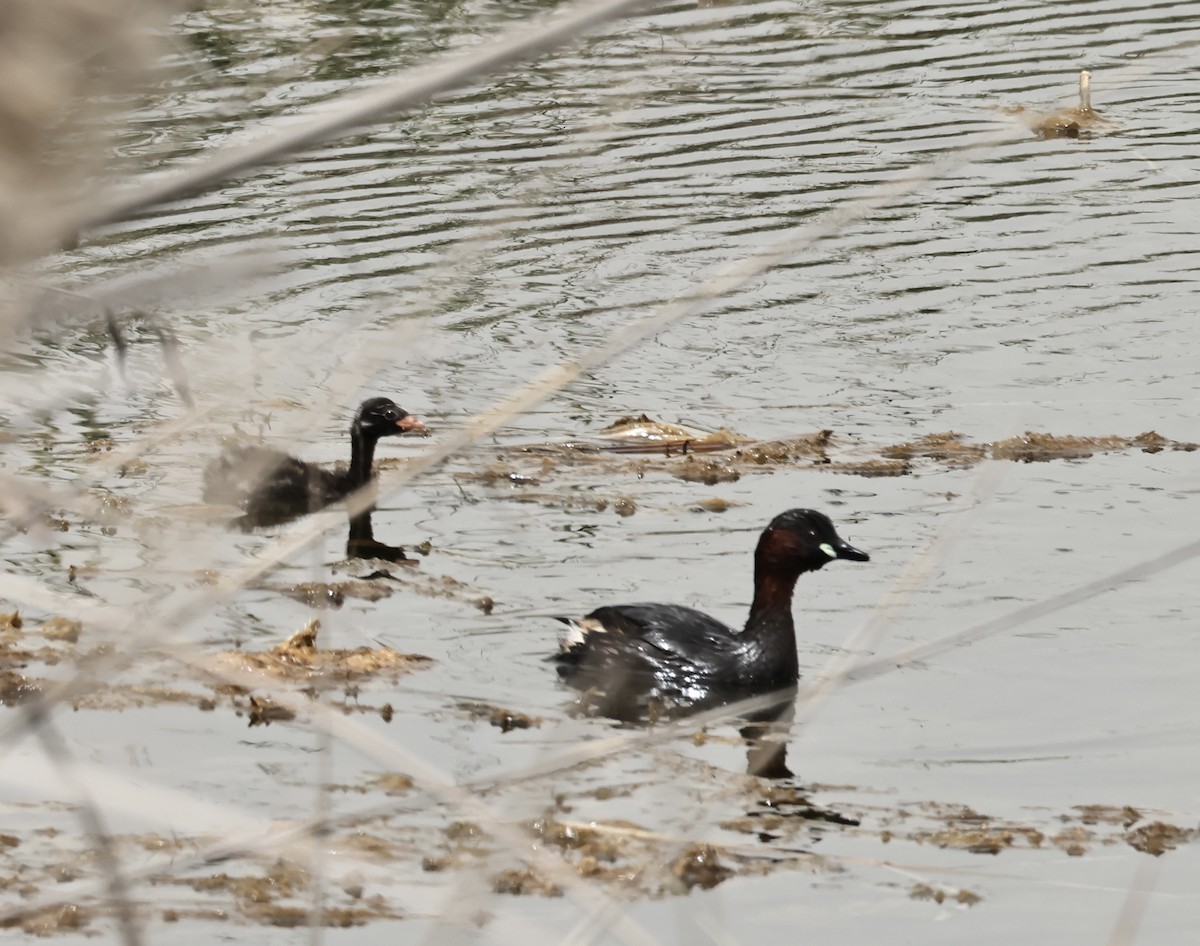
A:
[4,0,1200,941]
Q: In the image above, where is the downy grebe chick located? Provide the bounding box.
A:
[203,397,424,530]
[552,509,869,713]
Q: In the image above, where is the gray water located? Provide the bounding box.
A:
[3,0,1200,941]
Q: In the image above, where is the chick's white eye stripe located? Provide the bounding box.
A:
[819,542,837,558]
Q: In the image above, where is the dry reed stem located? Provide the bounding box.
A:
[789,461,1007,733]
[0,0,166,267]
[28,715,143,946]
[1104,857,1162,946]
[12,242,283,341]
[847,535,1200,685]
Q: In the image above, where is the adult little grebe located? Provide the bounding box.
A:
[552,509,868,710]
[203,397,424,529]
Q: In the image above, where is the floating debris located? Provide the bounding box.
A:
[668,843,732,893]
[245,695,295,727]
[76,684,219,713]
[899,803,1046,855]
[328,561,496,612]
[476,419,1197,509]
[672,457,740,485]
[158,858,402,926]
[492,867,563,897]
[688,497,739,513]
[746,783,859,829]
[883,431,987,465]
[597,414,742,449]
[8,904,89,936]
[366,773,414,795]
[457,701,541,732]
[36,617,82,643]
[455,465,543,488]
[737,430,833,465]
[990,430,1186,462]
[1072,804,1142,827]
[887,430,1196,465]
[1052,826,1091,857]
[821,459,910,477]
[613,496,637,517]
[212,620,432,685]
[250,579,397,608]
[1021,69,1113,139]
[1125,821,1195,856]
[0,670,40,706]
[910,883,982,906]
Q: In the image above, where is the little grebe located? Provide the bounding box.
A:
[203,397,424,529]
[552,508,868,710]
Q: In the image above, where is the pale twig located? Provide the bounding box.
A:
[847,535,1200,685]
[12,242,282,339]
[307,724,333,945]
[0,471,109,536]
[149,322,194,408]
[1104,857,1162,946]
[790,461,1007,732]
[28,712,143,946]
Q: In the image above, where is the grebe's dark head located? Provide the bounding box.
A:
[755,508,869,573]
[354,397,424,437]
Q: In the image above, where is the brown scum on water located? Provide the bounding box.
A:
[456,701,542,732]
[212,619,431,683]
[450,419,1199,506]
[1,760,1196,929]
[0,609,433,718]
[210,619,432,725]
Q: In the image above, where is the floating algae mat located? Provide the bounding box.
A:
[459,417,1199,497]
[2,746,1195,932]
[0,608,432,722]
[211,620,432,685]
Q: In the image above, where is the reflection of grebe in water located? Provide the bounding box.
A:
[739,689,798,779]
[1028,70,1108,139]
[346,506,413,564]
